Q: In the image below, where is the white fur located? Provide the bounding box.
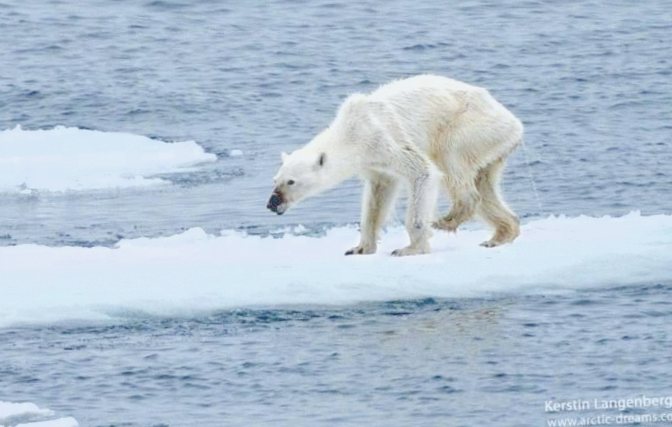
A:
[271,74,523,255]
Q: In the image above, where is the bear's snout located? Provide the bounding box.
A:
[267,191,286,215]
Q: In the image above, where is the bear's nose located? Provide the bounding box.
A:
[267,192,283,213]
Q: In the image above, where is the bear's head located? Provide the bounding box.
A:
[267,149,327,215]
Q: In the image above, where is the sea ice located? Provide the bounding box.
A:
[0,402,77,427]
[0,212,670,328]
[0,126,216,193]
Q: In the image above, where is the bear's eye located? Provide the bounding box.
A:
[287,180,295,186]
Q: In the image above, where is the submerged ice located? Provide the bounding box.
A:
[0,212,670,328]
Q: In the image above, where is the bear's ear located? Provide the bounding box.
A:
[281,152,289,163]
[318,152,326,168]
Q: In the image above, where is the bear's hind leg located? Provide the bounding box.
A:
[346,173,399,255]
[433,167,481,233]
[475,158,520,247]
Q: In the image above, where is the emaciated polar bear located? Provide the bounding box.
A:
[267,75,522,256]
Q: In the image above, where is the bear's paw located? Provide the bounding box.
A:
[345,243,376,256]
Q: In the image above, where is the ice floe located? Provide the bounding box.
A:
[0,401,77,427]
[0,126,216,193]
[0,212,670,327]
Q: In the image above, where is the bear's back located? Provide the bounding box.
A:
[369,74,483,102]
[363,75,486,152]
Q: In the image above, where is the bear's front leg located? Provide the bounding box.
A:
[346,174,399,255]
[391,165,439,257]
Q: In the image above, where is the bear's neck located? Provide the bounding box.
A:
[307,128,360,185]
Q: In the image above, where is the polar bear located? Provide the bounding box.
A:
[267,74,522,256]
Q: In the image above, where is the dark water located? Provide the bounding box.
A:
[3,287,672,427]
[1,0,671,426]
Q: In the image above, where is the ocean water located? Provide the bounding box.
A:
[1,0,671,426]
